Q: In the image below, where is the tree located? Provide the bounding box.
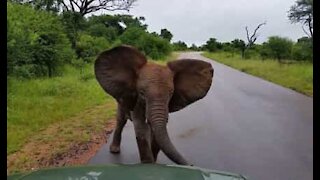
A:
[245,22,266,48]
[205,38,221,52]
[160,28,173,42]
[75,33,110,63]
[17,0,137,17]
[242,22,266,59]
[119,27,172,59]
[189,44,199,51]
[266,36,293,62]
[231,39,246,57]
[292,37,312,61]
[61,11,86,50]
[172,41,188,51]
[288,0,313,38]
[7,2,74,78]
[12,0,61,12]
[86,14,147,36]
[60,0,137,16]
[259,42,272,60]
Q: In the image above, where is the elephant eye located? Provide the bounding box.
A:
[139,90,145,96]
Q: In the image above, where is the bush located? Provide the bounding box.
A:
[7,2,75,78]
[205,38,222,52]
[87,24,118,42]
[257,42,271,60]
[292,37,312,61]
[60,11,86,48]
[172,41,188,51]
[266,36,293,62]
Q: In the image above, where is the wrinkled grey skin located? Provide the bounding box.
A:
[95,45,213,165]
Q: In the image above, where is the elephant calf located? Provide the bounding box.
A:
[94,45,213,165]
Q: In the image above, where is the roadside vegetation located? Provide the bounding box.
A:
[7,1,179,173]
[203,52,313,96]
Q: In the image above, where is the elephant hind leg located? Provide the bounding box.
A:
[110,103,127,153]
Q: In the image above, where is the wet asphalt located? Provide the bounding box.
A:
[88,52,313,180]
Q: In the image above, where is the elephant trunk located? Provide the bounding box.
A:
[147,100,189,165]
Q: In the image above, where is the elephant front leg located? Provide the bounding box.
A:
[131,109,154,163]
[110,103,127,153]
[151,133,160,161]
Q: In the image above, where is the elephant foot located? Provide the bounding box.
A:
[141,159,154,163]
[110,144,120,153]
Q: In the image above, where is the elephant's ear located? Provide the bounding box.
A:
[94,45,147,109]
[167,59,213,112]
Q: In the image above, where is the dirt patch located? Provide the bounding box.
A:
[40,120,116,167]
[7,120,116,175]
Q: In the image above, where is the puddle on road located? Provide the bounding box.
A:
[178,127,201,138]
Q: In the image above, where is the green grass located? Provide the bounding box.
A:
[202,51,313,96]
[7,64,111,154]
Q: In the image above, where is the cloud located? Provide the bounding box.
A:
[100,0,306,46]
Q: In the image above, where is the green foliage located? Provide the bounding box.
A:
[75,33,110,63]
[189,44,200,51]
[172,41,188,51]
[292,37,313,61]
[231,39,246,52]
[119,27,172,59]
[160,28,173,42]
[13,0,61,12]
[266,36,294,61]
[86,14,147,36]
[205,38,222,52]
[288,0,313,22]
[7,2,75,78]
[60,11,86,49]
[258,42,272,60]
[220,42,233,52]
[86,24,118,42]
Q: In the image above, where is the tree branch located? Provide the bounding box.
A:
[302,25,311,38]
[250,22,266,42]
[61,0,136,16]
[70,0,81,10]
[245,26,250,44]
[245,21,266,48]
[307,15,313,38]
[60,0,70,11]
[69,0,75,11]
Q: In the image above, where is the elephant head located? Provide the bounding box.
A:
[95,45,213,165]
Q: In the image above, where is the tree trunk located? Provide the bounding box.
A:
[47,63,52,78]
[241,49,245,59]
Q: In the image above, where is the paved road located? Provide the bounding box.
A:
[88,52,313,180]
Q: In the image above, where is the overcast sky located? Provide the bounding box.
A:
[105,0,306,46]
